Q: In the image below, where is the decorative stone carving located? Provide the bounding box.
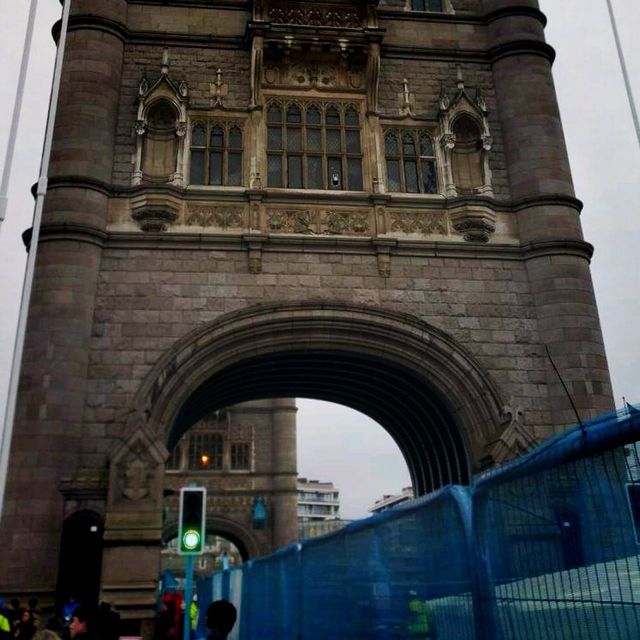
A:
[481,402,538,467]
[390,211,448,235]
[209,68,228,107]
[186,206,244,229]
[268,4,362,28]
[123,459,151,501]
[398,78,416,117]
[268,209,315,234]
[263,61,363,90]
[131,193,181,232]
[323,211,370,235]
[449,207,496,243]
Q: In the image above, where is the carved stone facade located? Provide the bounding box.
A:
[0,0,614,628]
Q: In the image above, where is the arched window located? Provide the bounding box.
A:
[189,122,244,186]
[451,115,483,194]
[142,100,179,182]
[384,129,438,194]
[266,102,363,191]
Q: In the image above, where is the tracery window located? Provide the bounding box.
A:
[189,432,224,469]
[411,0,443,10]
[266,101,363,191]
[230,443,251,470]
[190,122,243,186]
[384,130,438,194]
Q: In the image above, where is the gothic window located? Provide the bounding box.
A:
[266,101,363,191]
[189,432,224,470]
[230,443,251,470]
[384,129,438,194]
[451,114,484,194]
[190,122,244,186]
[411,0,443,11]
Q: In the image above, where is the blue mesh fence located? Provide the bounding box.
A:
[198,406,640,639]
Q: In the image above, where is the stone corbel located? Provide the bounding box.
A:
[243,234,267,274]
[373,238,396,277]
[449,206,496,243]
[131,192,182,232]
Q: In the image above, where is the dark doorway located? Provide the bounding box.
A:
[56,511,104,608]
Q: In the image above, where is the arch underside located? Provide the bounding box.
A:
[170,349,470,495]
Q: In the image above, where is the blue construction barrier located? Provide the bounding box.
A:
[203,406,640,639]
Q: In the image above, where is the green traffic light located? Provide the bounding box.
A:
[183,529,201,551]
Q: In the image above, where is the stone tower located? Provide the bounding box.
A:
[0,0,612,624]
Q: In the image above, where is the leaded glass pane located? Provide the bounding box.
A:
[404,159,419,192]
[385,132,399,156]
[288,156,303,188]
[189,432,223,470]
[231,443,250,470]
[420,134,434,157]
[347,158,363,191]
[192,124,206,147]
[402,134,417,156]
[326,106,340,125]
[328,157,343,190]
[209,151,223,185]
[268,154,283,187]
[346,130,361,153]
[345,106,359,126]
[430,0,443,11]
[286,105,302,123]
[306,106,321,125]
[229,127,243,149]
[190,150,205,184]
[421,160,437,193]
[307,128,322,152]
[228,152,242,186]
[327,129,342,153]
[307,156,322,189]
[387,160,401,191]
[268,126,282,151]
[287,127,302,151]
[412,0,426,9]
[267,104,282,123]
[210,126,224,148]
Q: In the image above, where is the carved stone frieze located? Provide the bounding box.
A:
[263,62,363,90]
[389,211,448,235]
[268,209,315,234]
[323,211,370,235]
[268,4,362,29]
[186,206,245,229]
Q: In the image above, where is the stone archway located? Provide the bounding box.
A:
[131,301,504,490]
[102,301,504,610]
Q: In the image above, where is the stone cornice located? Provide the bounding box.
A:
[484,6,547,28]
[488,39,556,65]
[33,221,594,263]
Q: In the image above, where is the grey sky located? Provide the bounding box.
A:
[0,1,638,520]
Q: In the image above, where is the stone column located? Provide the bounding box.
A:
[270,399,299,549]
[484,0,613,428]
[0,0,127,598]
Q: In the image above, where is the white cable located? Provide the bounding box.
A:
[0,0,39,228]
[0,0,72,520]
[605,0,640,148]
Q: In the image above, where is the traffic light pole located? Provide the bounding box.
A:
[183,554,195,640]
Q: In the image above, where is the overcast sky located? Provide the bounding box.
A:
[0,1,638,520]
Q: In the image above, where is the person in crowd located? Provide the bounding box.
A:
[407,590,437,639]
[0,599,12,640]
[154,600,178,640]
[205,601,236,640]
[68,607,95,640]
[14,609,37,640]
[34,631,60,640]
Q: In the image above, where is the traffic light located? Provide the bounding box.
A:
[178,486,206,555]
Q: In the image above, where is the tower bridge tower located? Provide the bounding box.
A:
[0,0,612,624]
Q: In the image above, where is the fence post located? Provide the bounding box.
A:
[450,486,502,640]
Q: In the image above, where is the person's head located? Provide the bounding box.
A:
[69,606,93,639]
[21,610,32,623]
[206,601,236,635]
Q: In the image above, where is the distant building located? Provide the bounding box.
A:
[297,477,345,539]
[369,486,415,514]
